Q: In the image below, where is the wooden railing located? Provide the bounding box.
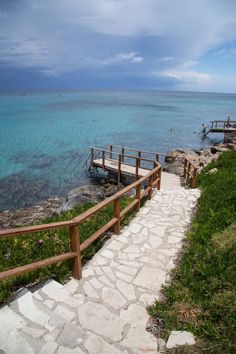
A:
[0,160,161,281]
[184,158,198,188]
[210,120,236,130]
[90,146,159,183]
[91,145,199,188]
[109,144,162,162]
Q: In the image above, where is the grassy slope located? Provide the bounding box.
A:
[0,197,133,303]
[149,151,236,353]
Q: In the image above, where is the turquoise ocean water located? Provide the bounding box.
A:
[0,90,236,211]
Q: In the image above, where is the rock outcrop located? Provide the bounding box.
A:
[62,185,106,212]
[0,197,65,229]
[164,142,236,175]
[0,181,128,229]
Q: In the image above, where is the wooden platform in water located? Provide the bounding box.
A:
[93,158,150,177]
[209,128,236,133]
[204,120,236,136]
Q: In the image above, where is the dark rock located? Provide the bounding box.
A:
[210,146,218,154]
[0,197,65,229]
[165,155,176,163]
[193,149,201,156]
[211,146,229,154]
[62,185,106,212]
[105,183,124,197]
[146,316,164,336]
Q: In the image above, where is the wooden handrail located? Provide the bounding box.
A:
[210,120,236,123]
[111,144,162,157]
[0,160,161,281]
[90,146,156,164]
[184,158,198,188]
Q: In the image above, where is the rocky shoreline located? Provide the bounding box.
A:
[0,142,235,229]
[0,182,124,229]
[164,141,236,175]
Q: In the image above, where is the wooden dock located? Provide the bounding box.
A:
[93,158,150,178]
[204,119,236,136]
[90,145,160,184]
[89,145,198,189]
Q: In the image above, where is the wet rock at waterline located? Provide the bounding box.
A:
[62,185,106,212]
[164,142,236,175]
[0,197,65,229]
[0,183,123,229]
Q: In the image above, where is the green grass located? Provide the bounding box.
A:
[0,196,134,304]
[148,151,236,353]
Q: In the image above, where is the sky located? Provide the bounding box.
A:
[0,0,236,93]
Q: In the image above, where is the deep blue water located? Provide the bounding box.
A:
[0,90,236,211]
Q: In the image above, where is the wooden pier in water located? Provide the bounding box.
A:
[89,145,198,189]
[90,145,161,185]
[204,119,236,137]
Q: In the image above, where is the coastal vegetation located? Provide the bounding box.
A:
[0,196,133,303]
[149,150,236,353]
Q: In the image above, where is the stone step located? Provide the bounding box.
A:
[1,289,89,354]
[32,280,85,319]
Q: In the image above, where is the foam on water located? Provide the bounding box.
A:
[0,90,236,210]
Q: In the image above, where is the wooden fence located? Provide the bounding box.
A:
[0,160,161,281]
[90,146,160,182]
[184,158,198,188]
[102,144,198,188]
[210,120,236,130]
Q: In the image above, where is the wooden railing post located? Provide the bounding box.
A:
[187,162,191,183]
[148,175,153,199]
[113,199,120,234]
[135,184,141,211]
[157,167,161,190]
[135,158,139,180]
[102,150,105,168]
[121,147,125,162]
[69,225,82,279]
[109,145,113,159]
[118,154,122,184]
[184,158,187,178]
[138,151,141,170]
[191,167,197,188]
[91,148,94,167]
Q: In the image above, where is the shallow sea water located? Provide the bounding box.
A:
[0,90,236,210]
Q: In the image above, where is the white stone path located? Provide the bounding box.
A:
[0,175,200,354]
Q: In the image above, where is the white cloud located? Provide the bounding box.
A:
[215,47,236,58]
[116,52,143,63]
[156,56,174,63]
[183,60,199,67]
[152,69,211,86]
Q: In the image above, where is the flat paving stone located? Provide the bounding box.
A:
[77,302,127,341]
[133,266,167,292]
[102,287,127,310]
[84,333,126,354]
[56,323,85,349]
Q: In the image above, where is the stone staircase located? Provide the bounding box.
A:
[0,177,200,354]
